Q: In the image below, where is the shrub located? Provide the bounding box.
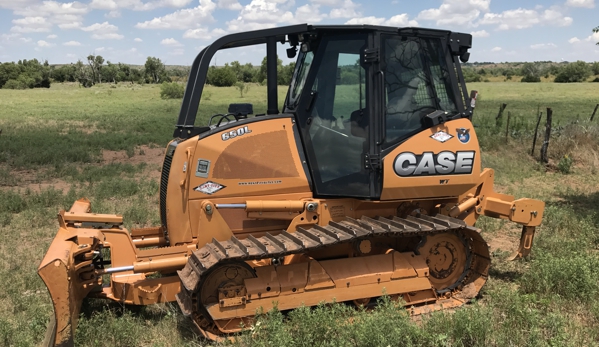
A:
[2,79,27,89]
[554,60,592,83]
[159,82,184,99]
[207,64,237,87]
[235,82,250,98]
[521,75,541,82]
[557,154,573,173]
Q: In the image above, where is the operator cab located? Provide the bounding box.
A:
[174,24,472,200]
[283,27,471,198]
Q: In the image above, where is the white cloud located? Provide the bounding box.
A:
[134,37,143,42]
[294,4,327,23]
[106,10,121,18]
[329,0,360,18]
[417,0,490,27]
[309,0,342,5]
[183,27,226,39]
[11,16,53,33]
[20,37,32,43]
[471,30,489,37]
[47,34,57,39]
[569,37,580,43]
[479,8,573,30]
[37,40,54,47]
[63,40,81,46]
[385,14,418,27]
[135,0,216,29]
[81,21,124,40]
[161,38,183,46]
[345,14,418,27]
[226,0,295,32]
[217,0,242,10]
[584,31,599,42]
[90,0,193,11]
[14,1,89,17]
[530,43,557,49]
[59,22,82,29]
[491,46,501,52]
[565,0,594,8]
[95,46,106,52]
[10,1,89,32]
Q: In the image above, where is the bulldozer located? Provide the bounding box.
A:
[39,24,544,346]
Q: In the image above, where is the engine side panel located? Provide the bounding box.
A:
[188,117,311,199]
[381,118,482,200]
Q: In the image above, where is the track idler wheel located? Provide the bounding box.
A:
[192,262,256,337]
[418,232,470,292]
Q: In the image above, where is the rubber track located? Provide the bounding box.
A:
[175,214,490,336]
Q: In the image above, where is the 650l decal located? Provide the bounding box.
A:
[394,151,475,177]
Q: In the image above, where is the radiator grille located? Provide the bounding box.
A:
[160,141,177,235]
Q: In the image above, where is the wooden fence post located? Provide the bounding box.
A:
[496,103,507,128]
[505,111,511,143]
[496,103,507,120]
[591,104,599,121]
[531,109,543,156]
[540,108,553,164]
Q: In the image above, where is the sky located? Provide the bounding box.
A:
[1,0,598,66]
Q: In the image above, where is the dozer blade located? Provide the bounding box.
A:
[38,200,104,347]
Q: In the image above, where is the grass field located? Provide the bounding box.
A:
[1,81,599,346]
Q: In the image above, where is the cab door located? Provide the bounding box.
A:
[293,32,377,198]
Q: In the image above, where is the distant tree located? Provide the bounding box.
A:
[103,61,118,83]
[594,26,599,45]
[520,62,542,82]
[76,60,94,87]
[279,62,295,85]
[0,62,22,88]
[592,62,599,75]
[462,67,482,82]
[144,57,168,83]
[207,64,237,87]
[52,64,77,82]
[554,60,592,83]
[86,54,104,84]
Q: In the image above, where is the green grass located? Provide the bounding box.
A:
[1,82,599,346]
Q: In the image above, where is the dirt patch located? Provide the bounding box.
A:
[0,167,71,193]
[102,145,164,165]
[102,145,164,181]
[487,234,518,254]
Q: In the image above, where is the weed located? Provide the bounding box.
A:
[558,154,573,173]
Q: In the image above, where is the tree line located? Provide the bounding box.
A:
[0,55,300,90]
[462,61,599,83]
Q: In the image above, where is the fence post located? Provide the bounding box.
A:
[540,108,553,164]
[505,111,511,143]
[531,109,543,156]
[591,104,599,121]
[496,103,507,120]
[496,103,507,128]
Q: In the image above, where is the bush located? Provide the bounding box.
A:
[2,79,28,89]
[557,154,573,174]
[554,60,592,83]
[159,82,184,99]
[521,75,541,82]
[207,64,237,87]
